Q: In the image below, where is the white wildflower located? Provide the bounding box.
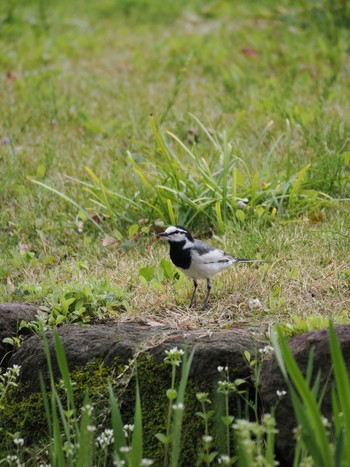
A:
[218,454,230,464]
[172,402,185,411]
[202,435,213,443]
[259,345,274,355]
[140,459,154,466]
[13,437,24,446]
[120,446,131,453]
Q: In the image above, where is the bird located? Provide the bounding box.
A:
[157,225,267,309]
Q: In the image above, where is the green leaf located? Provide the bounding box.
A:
[221,415,234,426]
[128,223,139,238]
[161,258,173,278]
[243,351,251,363]
[167,199,176,225]
[155,432,170,445]
[42,255,57,266]
[131,381,143,466]
[77,393,93,467]
[139,266,156,282]
[108,383,127,454]
[235,209,246,222]
[289,164,310,206]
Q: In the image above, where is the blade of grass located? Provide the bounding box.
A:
[171,347,196,467]
[273,327,333,466]
[288,164,311,207]
[53,329,76,414]
[108,382,127,455]
[131,380,143,466]
[77,392,93,467]
[31,179,104,232]
[329,321,350,460]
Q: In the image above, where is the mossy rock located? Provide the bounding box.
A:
[2,323,263,463]
[0,354,214,463]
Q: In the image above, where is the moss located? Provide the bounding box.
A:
[0,358,122,455]
[0,389,46,457]
[0,352,221,465]
[120,353,209,465]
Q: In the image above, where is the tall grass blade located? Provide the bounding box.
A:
[131,381,143,466]
[53,329,76,414]
[31,179,105,232]
[167,199,176,225]
[77,393,93,467]
[108,382,127,455]
[188,113,221,151]
[215,201,224,233]
[51,391,65,466]
[288,164,310,207]
[274,327,333,466]
[329,321,350,461]
[171,347,196,467]
[39,372,52,439]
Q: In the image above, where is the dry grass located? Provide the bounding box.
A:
[81,209,350,330]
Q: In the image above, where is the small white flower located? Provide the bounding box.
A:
[123,424,135,437]
[249,297,262,310]
[217,366,224,373]
[172,402,185,411]
[123,424,134,432]
[259,345,274,355]
[202,435,213,443]
[218,454,230,464]
[276,390,287,398]
[120,446,131,453]
[87,425,96,432]
[140,459,154,466]
[165,347,184,356]
[82,403,94,416]
[13,437,24,446]
[322,416,329,426]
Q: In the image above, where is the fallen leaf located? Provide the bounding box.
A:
[6,277,15,293]
[19,242,29,254]
[309,212,324,223]
[102,237,119,248]
[241,47,259,58]
[7,71,16,81]
[76,221,84,233]
[146,319,165,327]
[187,129,199,144]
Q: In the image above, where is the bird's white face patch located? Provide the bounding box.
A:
[159,226,191,243]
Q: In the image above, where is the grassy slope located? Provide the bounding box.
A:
[0,0,349,328]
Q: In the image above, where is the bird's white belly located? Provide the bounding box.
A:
[179,259,233,280]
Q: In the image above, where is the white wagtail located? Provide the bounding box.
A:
[158,225,267,309]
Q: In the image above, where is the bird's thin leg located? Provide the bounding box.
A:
[189,280,198,308]
[201,279,212,310]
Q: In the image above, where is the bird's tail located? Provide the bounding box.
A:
[235,258,268,263]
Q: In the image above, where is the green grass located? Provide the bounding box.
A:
[0,0,349,328]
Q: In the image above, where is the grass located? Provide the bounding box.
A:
[0,0,350,330]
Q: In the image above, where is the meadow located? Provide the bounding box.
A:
[1,0,349,330]
[1,0,350,464]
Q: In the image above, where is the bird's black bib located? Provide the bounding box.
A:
[169,241,191,270]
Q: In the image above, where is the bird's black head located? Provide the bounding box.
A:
[157,225,194,243]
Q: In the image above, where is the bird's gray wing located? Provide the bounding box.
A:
[192,239,233,263]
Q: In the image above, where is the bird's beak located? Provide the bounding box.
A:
[157,232,168,240]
